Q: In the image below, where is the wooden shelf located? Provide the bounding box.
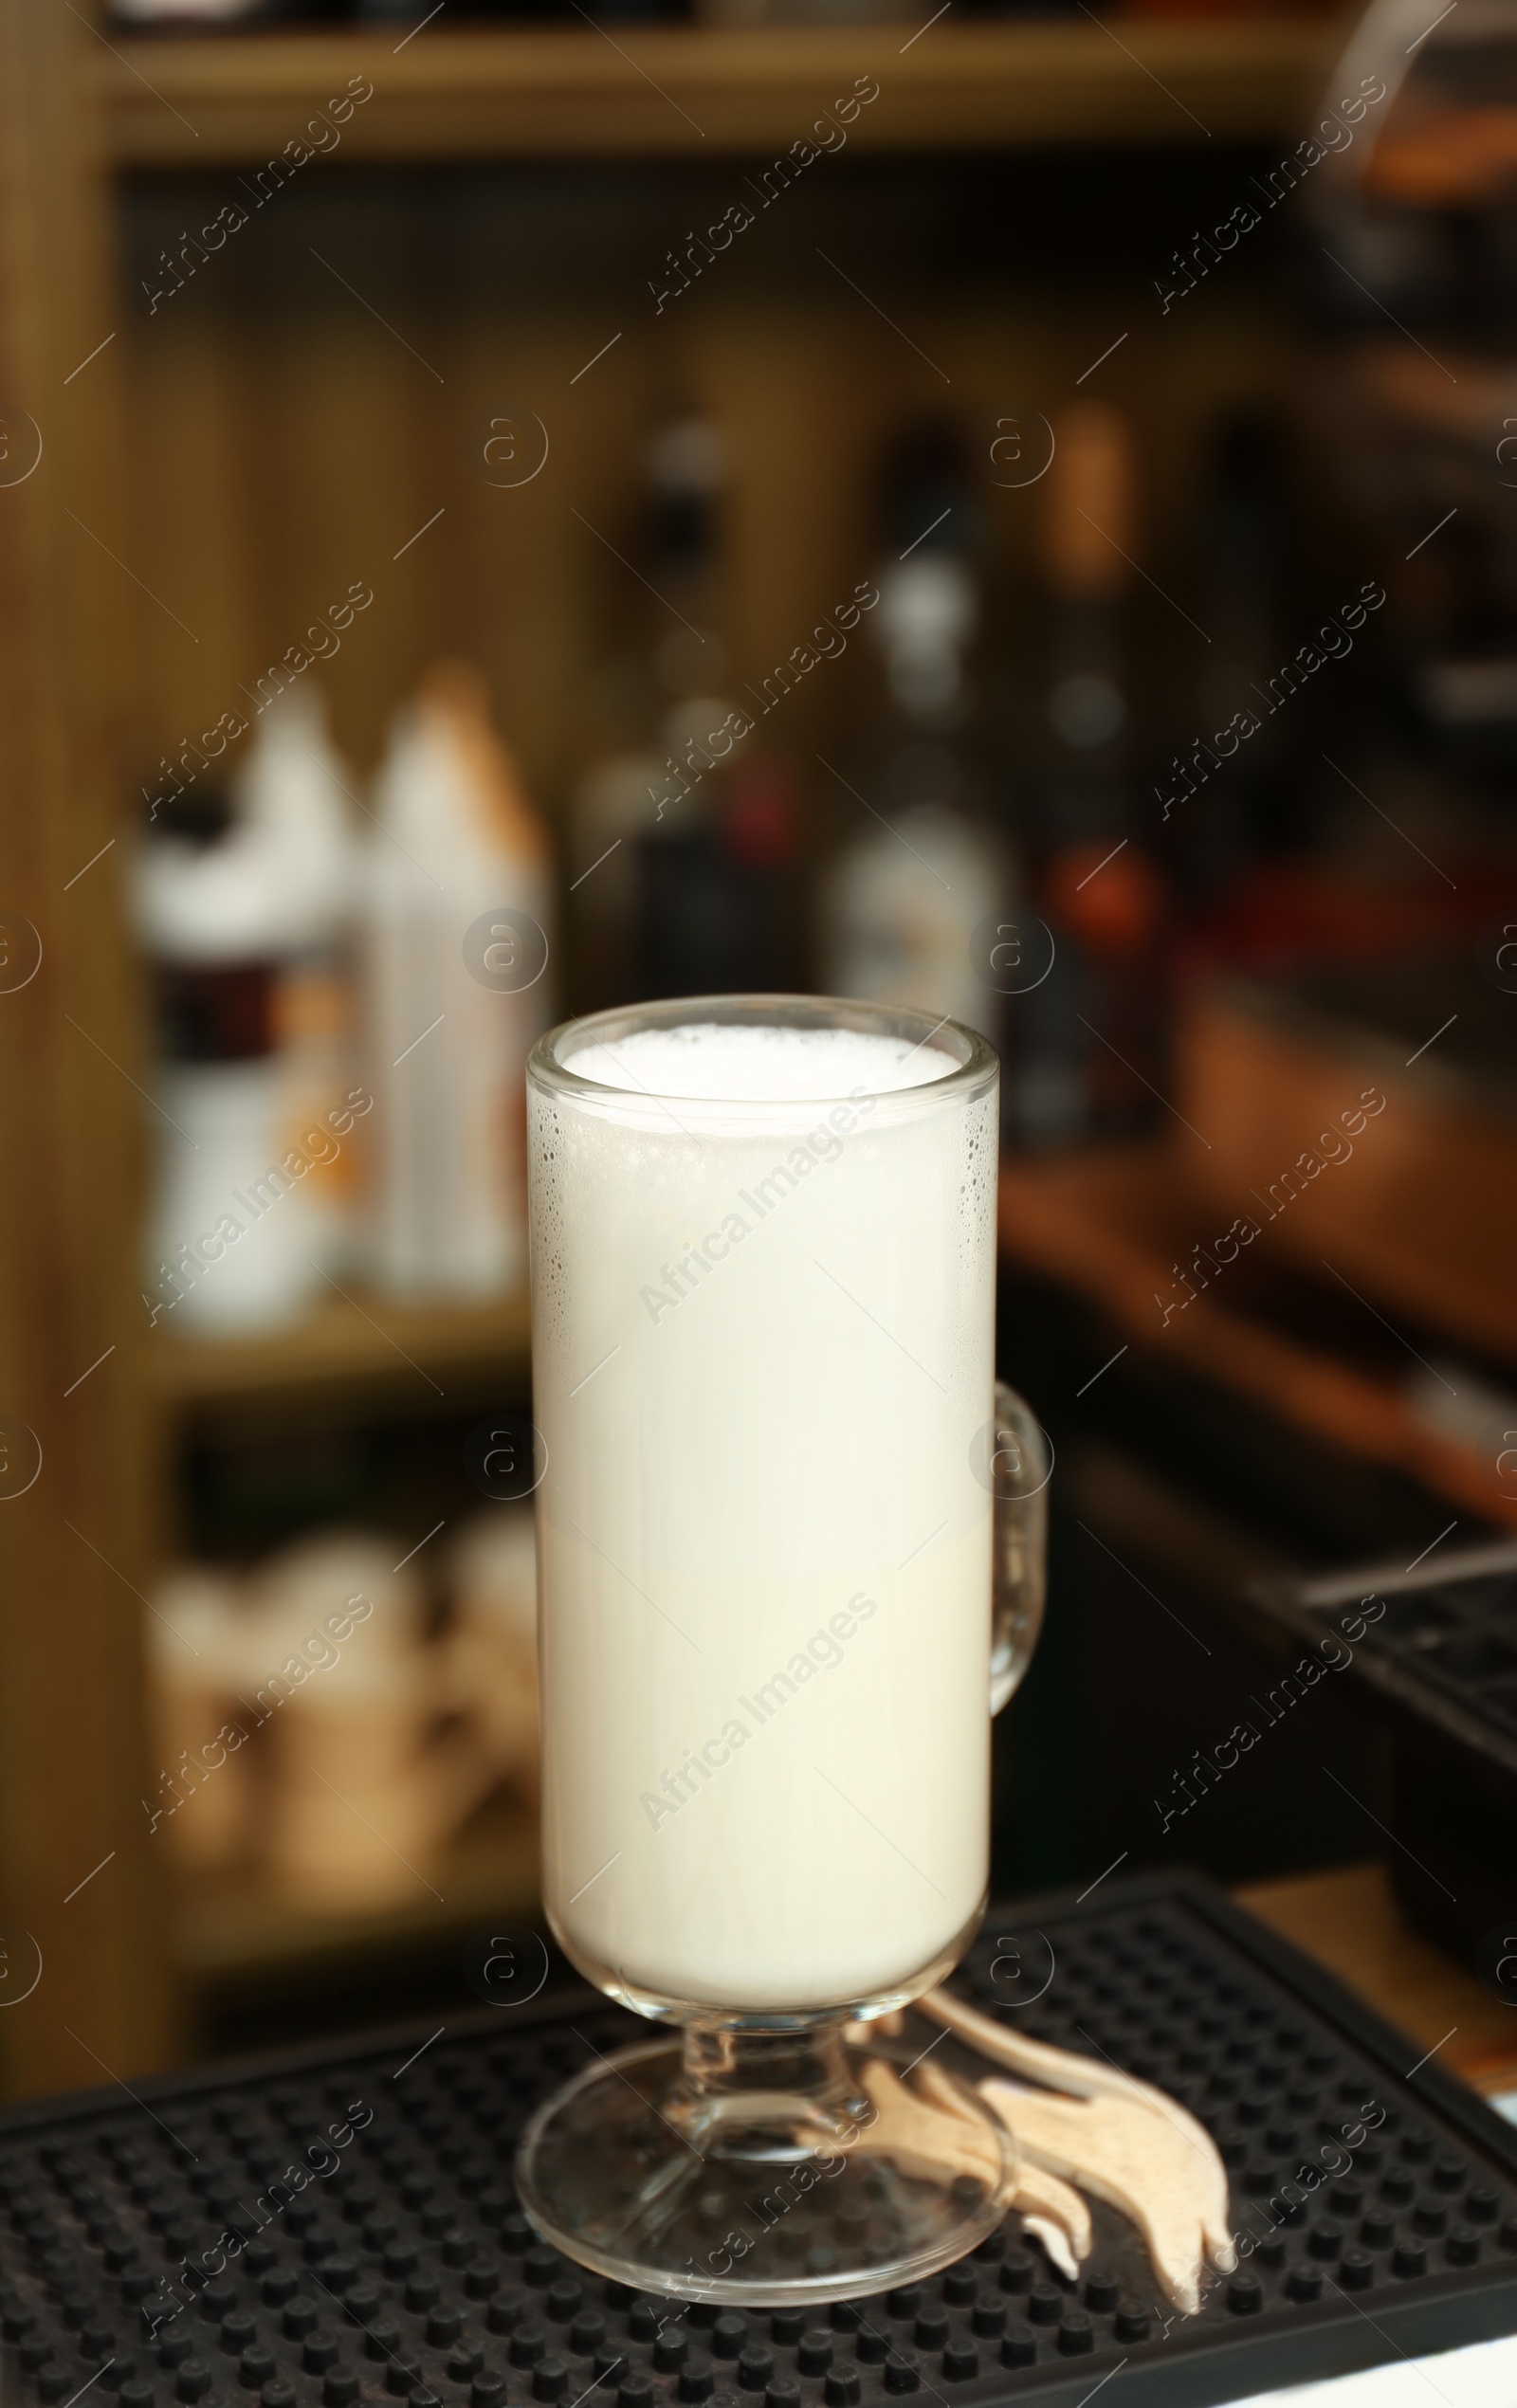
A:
[101,19,1340,167]
[147,1286,531,1414]
[175,1798,539,1982]
[998,1145,1517,1534]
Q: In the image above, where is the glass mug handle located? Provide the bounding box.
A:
[989,1378,1049,1715]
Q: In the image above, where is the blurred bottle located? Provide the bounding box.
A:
[570,410,799,1005]
[1012,401,1168,1147]
[356,0,684,21]
[244,688,359,1275]
[819,420,1011,1038]
[696,0,910,25]
[134,687,359,1333]
[109,0,314,19]
[567,413,722,1009]
[1174,411,1302,896]
[363,662,551,1301]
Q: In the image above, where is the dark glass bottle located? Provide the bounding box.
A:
[1012,401,1168,1148]
[818,419,1013,1044]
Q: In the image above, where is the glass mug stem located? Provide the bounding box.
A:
[669,2021,865,2151]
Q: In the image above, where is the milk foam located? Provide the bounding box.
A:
[530,1015,996,2011]
[564,1022,953,1103]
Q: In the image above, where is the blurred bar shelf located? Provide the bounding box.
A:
[147,1285,531,1414]
[999,1147,1517,1533]
[174,1797,539,1982]
[101,20,1340,167]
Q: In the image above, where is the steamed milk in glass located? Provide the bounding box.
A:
[529,1020,997,2010]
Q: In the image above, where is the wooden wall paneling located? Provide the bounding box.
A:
[110,144,1303,1043]
[0,0,174,2094]
[0,1,1328,2096]
[256,311,440,777]
[115,204,1296,861]
[123,245,430,813]
[702,304,879,692]
[457,309,601,812]
[121,288,254,794]
[285,192,466,758]
[550,319,686,811]
[1078,296,1298,757]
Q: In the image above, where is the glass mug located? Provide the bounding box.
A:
[518,995,1048,2305]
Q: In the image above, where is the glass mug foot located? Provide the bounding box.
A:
[516,2016,1012,2306]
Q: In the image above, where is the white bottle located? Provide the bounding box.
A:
[821,556,1009,1037]
[233,687,360,1274]
[824,776,1006,1032]
[133,690,359,1334]
[363,662,552,1301]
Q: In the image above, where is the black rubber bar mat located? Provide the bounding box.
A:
[2,1869,1514,2408]
[1248,1559,1517,1778]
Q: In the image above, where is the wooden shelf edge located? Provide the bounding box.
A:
[997,1146,1517,1533]
[174,1808,540,1980]
[145,1286,531,1412]
[101,20,1342,166]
